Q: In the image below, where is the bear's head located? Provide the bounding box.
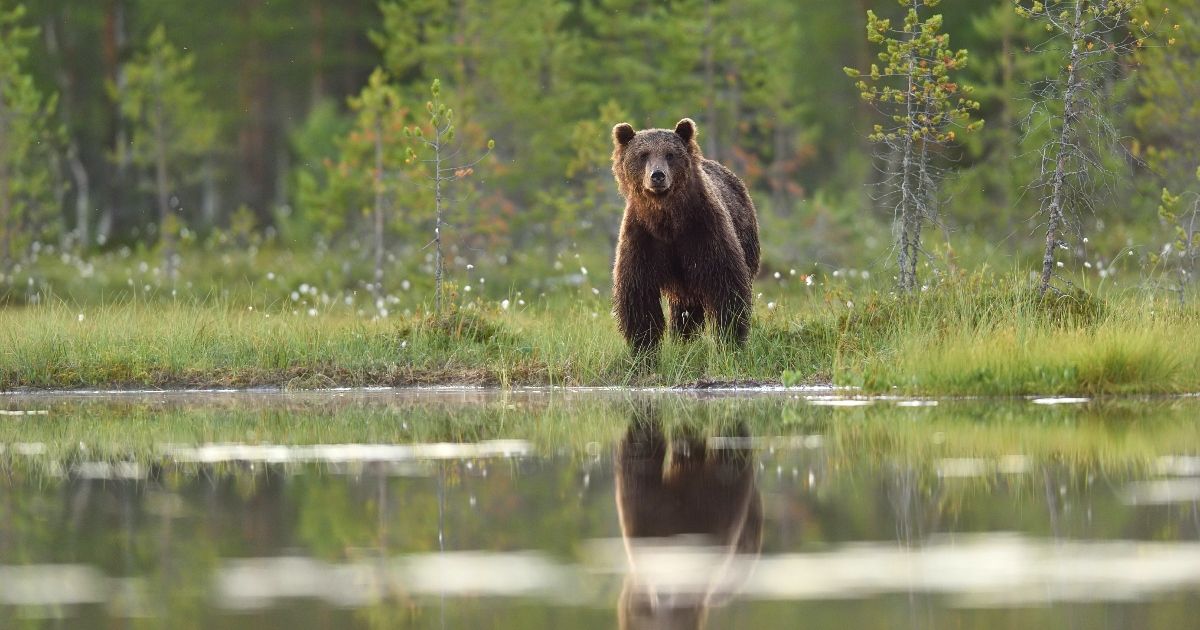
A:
[612,118,700,201]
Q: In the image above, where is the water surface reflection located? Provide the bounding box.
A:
[0,390,1197,628]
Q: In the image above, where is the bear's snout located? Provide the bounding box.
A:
[644,162,671,194]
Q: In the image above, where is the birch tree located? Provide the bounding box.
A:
[845,0,982,293]
[1012,0,1155,296]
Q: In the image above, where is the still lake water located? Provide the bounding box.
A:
[1,389,1198,629]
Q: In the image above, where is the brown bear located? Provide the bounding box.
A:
[611,118,760,353]
[614,403,763,630]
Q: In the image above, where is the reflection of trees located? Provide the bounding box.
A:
[614,402,762,630]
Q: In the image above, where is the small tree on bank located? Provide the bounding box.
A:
[117,25,215,280]
[1012,0,1156,296]
[1154,167,1200,304]
[404,79,493,314]
[846,0,982,293]
[0,6,61,270]
[348,69,408,303]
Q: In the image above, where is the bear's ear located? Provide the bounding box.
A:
[674,118,697,144]
[613,123,635,147]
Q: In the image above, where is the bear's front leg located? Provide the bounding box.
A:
[613,227,665,354]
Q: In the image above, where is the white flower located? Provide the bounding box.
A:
[248,306,254,311]
[580,266,588,275]
[464,285,472,292]
[1084,262,1092,269]
[592,287,600,295]
[379,308,389,318]
[307,308,318,317]
[300,283,310,294]
[767,301,777,310]
[1056,261,1064,268]
[805,276,814,287]
[401,280,411,291]
[773,271,781,279]
[789,269,796,276]
[267,272,275,280]
[501,299,511,310]
[291,291,300,301]
[77,313,85,322]
[861,270,870,280]
[518,299,526,306]
[466,264,475,270]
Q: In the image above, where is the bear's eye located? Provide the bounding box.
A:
[638,151,650,161]
[665,151,677,161]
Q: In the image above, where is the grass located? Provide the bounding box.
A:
[1,269,1198,394]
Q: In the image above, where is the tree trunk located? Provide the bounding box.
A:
[372,113,385,301]
[153,60,175,280]
[238,0,273,226]
[702,0,718,161]
[897,3,921,294]
[434,128,445,314]
[309,0,327,107]
[44,15,91,250]
[0,91,11,269]
[1039,0,1085,297]
[104,0,129,243]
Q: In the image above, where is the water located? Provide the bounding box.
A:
[1,389,1198,628]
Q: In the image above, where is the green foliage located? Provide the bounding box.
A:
[1131,0,1199,206]
[287,100,353,243]
[847,1,982,146]
[115,25,217,236]
[298,68,412,240]
[1150,166,1200,300]
[0,5,62,265]
[845,0,982,292]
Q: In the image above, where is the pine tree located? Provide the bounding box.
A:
[404,79,493,314]
[846,0,982,293]
[1131,1,1196,199]
[349,69,408,303]
[0,5,61,270]
[116,25,216,280]
[1012,0,1156,296]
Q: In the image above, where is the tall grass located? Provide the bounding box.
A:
[1,273,1197,394]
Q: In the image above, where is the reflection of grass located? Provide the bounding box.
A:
[0,393,1197,476]
[2,274,1198,393]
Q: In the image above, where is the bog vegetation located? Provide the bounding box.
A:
[0,0,1198,392]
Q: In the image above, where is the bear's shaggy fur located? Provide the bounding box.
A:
[611,118,759,353]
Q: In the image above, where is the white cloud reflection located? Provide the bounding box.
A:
[4,535,1199,614]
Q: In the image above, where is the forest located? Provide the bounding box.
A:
[1,0,1199,391]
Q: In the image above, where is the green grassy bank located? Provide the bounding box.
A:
[2,274,1198,395]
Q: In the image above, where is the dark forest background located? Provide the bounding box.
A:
[3,0,1197,280]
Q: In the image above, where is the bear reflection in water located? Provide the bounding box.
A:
[615,404,763,630]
